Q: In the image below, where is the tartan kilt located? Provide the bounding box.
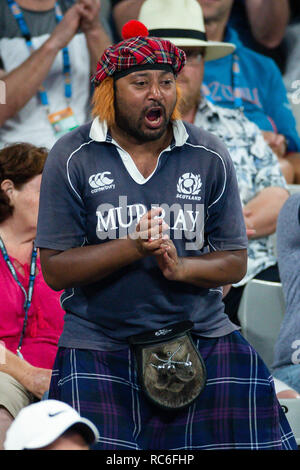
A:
[49,331,297,450]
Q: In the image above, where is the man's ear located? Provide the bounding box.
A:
[1,179,15,200]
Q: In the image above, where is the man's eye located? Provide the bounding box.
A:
[135,81,147,86]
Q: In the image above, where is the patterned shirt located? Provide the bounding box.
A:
[194,99,288,286]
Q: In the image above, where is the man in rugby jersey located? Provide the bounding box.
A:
[36,18,297,450]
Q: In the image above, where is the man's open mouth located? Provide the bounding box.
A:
[144,107,164,128]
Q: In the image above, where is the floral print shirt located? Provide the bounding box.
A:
[194,99,288,286]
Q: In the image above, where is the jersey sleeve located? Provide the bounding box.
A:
[36,135,87,251]
[205,145,248,252]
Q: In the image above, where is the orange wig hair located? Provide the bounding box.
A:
[92,77,182,126]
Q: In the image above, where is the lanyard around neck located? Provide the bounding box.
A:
[231,53,244,110]
[204,52,244,111]
[0,236,37,359]
[7,0,72,110]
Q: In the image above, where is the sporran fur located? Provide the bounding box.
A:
[129,322,206,410]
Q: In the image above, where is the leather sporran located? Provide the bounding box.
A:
[128,321,206,411]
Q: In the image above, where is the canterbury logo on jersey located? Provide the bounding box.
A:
[89,172,115,193]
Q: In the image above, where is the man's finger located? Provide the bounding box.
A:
[147,223,169,240]
[138,217,163,232]
[146,207,163,219]
[144,237,166,251]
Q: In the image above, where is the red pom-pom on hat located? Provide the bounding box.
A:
[122,20,149,40]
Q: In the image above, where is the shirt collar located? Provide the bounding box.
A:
[89,118,109,142]
[89,118,189,148]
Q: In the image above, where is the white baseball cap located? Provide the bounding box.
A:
[138,0,236,61]
[4,399,99,450]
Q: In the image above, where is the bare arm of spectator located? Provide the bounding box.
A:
[0,344,51,399]
[41,206,246,292]
[40,208,168,291]
[77,0,111,74]
[0,4,83,126]
[155,239,247,288]
[112,0,145,38]
[245,0,290,48]
[243,187,289,239]
[285,152,300,184]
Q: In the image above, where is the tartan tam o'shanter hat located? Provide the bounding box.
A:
[91,20,186,87]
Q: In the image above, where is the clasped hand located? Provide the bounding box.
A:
[130,208,184,281]
[50,0,101,50]
[76,0,102,34]
[262,131,287,159]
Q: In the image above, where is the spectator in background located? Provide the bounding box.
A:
[138,0,289,357]
[284,1,300,106]
[229,0,290,49]
[113,0,290,64]
[0,0,112,149]
[112,0,300,184]
[198,0,300,184]
[272,193,300,394]
[0,143,65,450]
[228,0,290,72]
[282,1,300,182]
[139,0,300,402]
[4,399,99,450]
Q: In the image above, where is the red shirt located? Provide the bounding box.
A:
[0,254,65,369]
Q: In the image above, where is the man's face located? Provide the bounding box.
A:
[114,69,177,143]
[198,0,234,23]
[177,48,205,115]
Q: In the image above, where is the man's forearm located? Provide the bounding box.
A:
[178,249,247,288]
[0,3,83,125]
[245,0,290,48]
[40,238,144,291]
[0,344,51,399]
[0,39,60,126]
[84,26,111,74]
[112,0,145,38]
[0,345,32,385]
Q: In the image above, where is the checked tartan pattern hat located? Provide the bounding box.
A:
[91,20,186,86]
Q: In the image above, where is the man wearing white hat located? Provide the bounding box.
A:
[4,399,99,450]
[198,0,300,184]
[113,0,300,184]
[138,0,290,329]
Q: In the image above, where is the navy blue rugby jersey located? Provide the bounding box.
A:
[36,119,248,350]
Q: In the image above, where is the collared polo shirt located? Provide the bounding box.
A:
[36,119,248,350]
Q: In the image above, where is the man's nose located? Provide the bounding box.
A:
[148,82,163,100]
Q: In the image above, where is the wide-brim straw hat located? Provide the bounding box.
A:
[138,0,235,61]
